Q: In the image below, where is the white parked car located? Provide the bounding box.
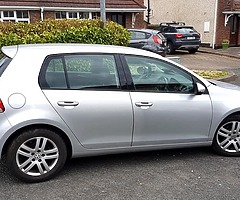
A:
[0,43,240,182]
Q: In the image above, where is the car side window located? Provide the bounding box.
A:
[125,55,194,93]
[130,31,148,40]
[40,54,120,90]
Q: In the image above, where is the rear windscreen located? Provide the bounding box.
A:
[0,56,12,76]
[176,27,196,34]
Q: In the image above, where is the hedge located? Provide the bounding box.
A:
[0,19,131,48]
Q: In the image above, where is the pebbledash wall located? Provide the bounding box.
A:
[144,0,240,48]
[0,0,146,29]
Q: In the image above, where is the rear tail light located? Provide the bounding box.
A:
[153,35,162,44]
[175,34,183,38]
[0,99,5,113]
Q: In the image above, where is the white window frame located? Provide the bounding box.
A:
[67,12,79,19]
[55,11,100,20]
[0,10,30,23]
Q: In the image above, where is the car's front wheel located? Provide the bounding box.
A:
[213,115,240,156]
[6,128,67,182]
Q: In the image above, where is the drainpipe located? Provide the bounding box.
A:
[40,7,44,21]
[212,0,218,49]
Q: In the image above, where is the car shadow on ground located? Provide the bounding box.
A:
[61,147,216,175]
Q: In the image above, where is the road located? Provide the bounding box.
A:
[1,51,240,200]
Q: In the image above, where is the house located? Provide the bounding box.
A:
[144,0,240,48]
[223,0,240,47]
[0,0,146,28]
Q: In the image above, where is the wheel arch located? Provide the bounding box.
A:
[211,111,240,140]
[219,111,240,125]
[1,124,73,160]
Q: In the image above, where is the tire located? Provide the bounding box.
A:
[6,128,67,182]
[188,49,198,54]
[167,42,175,54]
[212,115,240,156]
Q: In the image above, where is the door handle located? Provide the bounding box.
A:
[57,101,79,107]
[135,102,153,107]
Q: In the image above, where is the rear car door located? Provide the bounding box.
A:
[39,53,133,149]
[129,30,150,49]
[121,55,212,146]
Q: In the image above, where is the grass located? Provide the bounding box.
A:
[193,70,228,79]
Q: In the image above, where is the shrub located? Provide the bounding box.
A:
[0,19,131,48]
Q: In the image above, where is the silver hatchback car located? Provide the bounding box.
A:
[1,44,240,182]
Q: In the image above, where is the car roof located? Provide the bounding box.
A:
[1,43,162,59]
[160,25,194,28]
[128,29,160,34]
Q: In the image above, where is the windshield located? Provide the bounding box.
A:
[0,56,12,76]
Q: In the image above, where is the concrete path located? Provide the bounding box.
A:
[198,47,240,60]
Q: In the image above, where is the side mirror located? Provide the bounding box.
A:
[196,83,206,94]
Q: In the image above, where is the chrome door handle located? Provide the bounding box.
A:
[135,102,153,107]
[57,101,79,107]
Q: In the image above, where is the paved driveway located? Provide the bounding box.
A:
[1,51,240,200]
[171,51,240,70]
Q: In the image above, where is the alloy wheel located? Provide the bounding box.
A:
[216,121,240,153]
[16,137,59,176]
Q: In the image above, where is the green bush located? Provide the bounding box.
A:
[0,19,131,48]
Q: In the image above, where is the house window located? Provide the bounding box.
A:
[0,10,29,23]
[110,14,125,27]
[55,11,67,19]
[92,12,100,19]
[3,11,14,18]
[16,11,28,19]
[79,12,89,19]
[55,11,100,20]
[68,12,78,19]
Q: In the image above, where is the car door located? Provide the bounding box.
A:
[121,55,212,146]
[39,53,133,149]
[129,30,150,49]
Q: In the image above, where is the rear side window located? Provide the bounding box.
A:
[39,54,120,90]
[130,31,151,40]
[0,56,12,76]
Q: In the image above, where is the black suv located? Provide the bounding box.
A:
[155,22,201,54]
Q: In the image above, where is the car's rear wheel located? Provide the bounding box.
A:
[167,42,175,54]
[213,115,240,156]
[6,128,67,182]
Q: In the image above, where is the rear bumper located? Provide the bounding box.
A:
[178,45,199,50]
[174,40,201,50]
[0,114,12,159]
[141,45,168,56]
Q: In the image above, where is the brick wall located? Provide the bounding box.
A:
[43,11,55,20]
[29,11,40,23]
[28,10,144,29]
[216,0,240,47]
[29,11,54,22]
[134,12,144,28]
[216,0,232,47]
